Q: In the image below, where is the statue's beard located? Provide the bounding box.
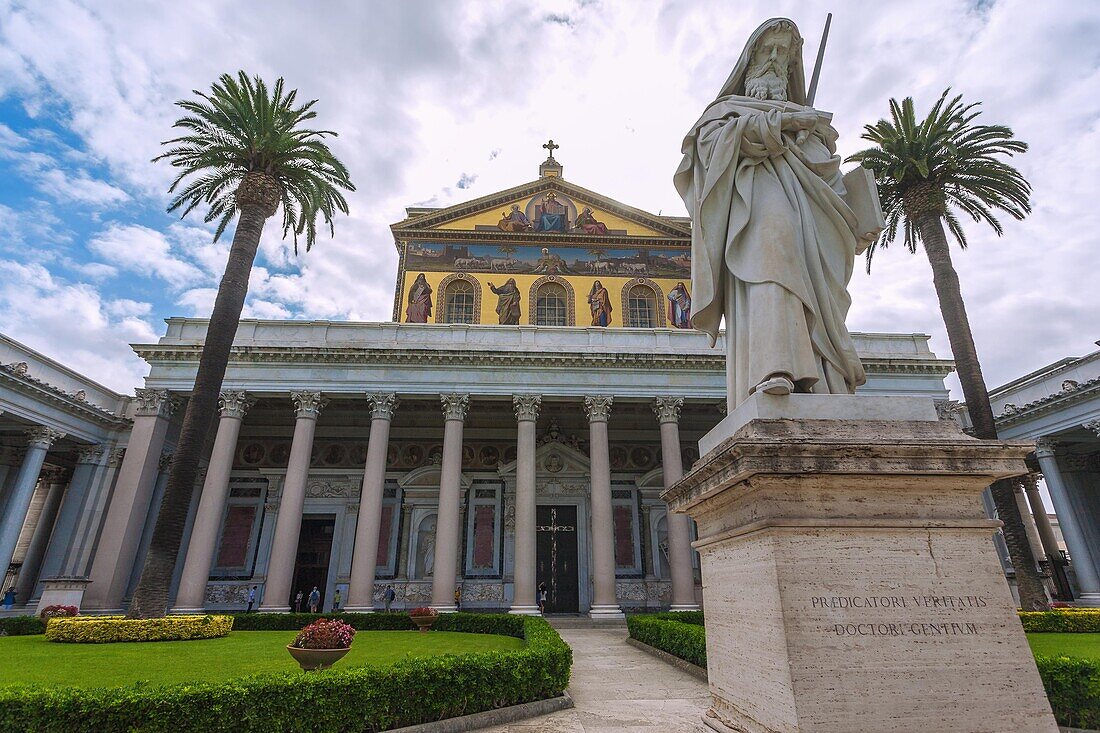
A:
[745,70,788,101]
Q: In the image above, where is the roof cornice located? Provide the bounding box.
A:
[994,376,1100,426]
[0,364,130,427]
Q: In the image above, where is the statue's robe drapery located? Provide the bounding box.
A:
[674,18,866,407]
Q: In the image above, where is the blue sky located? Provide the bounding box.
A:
[0,0,1097,394]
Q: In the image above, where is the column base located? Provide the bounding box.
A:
[342,605,374,613]
[256,605,291,614]
[669,603,701,612]
[1074,593,1100,608]
[431,604,457,613]
[588,604,625,620]
[508,605,542,616]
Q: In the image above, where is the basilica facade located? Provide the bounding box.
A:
[0,153,971,617]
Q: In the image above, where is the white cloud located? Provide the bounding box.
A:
[87,222,205,288]
[0,259,156,391]
[0,123,128,206]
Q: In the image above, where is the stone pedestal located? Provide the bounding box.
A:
[35,577,90,615]
[664,394,1057,733]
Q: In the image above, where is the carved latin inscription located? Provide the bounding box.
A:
[811,593,991,638]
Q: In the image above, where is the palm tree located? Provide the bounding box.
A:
[848,90,1048,610]
[126,72,354,618]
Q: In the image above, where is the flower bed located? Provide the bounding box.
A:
[45,614,233,643]
[290,618,355,649]
[626,611,707,669]
[39,605,78,620]
[0,615,570,732]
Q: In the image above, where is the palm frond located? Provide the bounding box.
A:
[846,88,1031,271]
[154,70,355,251]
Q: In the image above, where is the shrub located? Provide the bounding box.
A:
[291,619,355,649]
[1035,654,1100,729]
[1020,609,1100,633]
[45,614,233,643]
[227,610,527,638]
[39,605,78,620]
[0,616,44,636]
[627,612,707,669]
[0,615,570,732]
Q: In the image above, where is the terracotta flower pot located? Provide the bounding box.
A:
[286,644,351,671]
[411,616,436,633]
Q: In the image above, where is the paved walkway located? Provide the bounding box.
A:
[480,625,711,732]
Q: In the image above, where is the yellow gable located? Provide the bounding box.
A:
[430,190,669,238]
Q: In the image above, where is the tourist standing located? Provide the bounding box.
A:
[384,585,396,612]
[454,585,462,611]
[308,586,321,613]
[246,585,257,612]
[332,588,342,611]
[294,590,304,613]
[538,582,548,615]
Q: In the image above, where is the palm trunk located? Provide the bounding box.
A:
[916,214,1049,611]
[126,203,269,618]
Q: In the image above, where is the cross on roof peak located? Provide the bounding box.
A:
[542,139,559,160]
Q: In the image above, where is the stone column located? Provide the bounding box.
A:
[259,391,325,612]
[1012,478,1047,569]
[585,395,623,619]
[510,394,541,615]
[1021,472,1062,563]
[173,391,254,613]
[85,388,176,610]
[37,444,104,586]
[15,468,67,603]
[1036,438,1100,605]
[654,396,700,611]
[346,392,398,612]
[0,427,64,582]
[430,393,469,612]
[64,447,123,578]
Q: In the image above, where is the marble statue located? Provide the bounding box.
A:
[674,17,880,410]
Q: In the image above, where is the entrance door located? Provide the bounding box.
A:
[290,515,335,610]
[536,505,579,613]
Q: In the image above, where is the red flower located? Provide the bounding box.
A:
[291,619,356,649]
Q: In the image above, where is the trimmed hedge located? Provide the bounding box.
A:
[0,615,570,732]
[1020,609,1100,633]
[627,612,707,669]
[0,616,45,636]
[1035,655,1100,729]
[229,610,527,636]
[45,614,233,643]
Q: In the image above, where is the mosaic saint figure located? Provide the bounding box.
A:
[531,247,566,274]
[497,204,532,232]
[667,281,692,329]
[674,17,870,408]
[574,207,608,235]
[489,278,522,324]
[405,273,433,323]
[587,280,612,327]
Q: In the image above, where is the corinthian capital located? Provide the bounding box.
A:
[75,444,105,465]
[133,388,179,418]
[513,394,542,421]
[291,391,327,419]
[441,393,470,421]
[26,426,65,449]
[219,390,255,420]
[1034,437,1060,458]
[653,396,684,424]
[1083,420,1100,439]
[367,392,399,420]
[584,395,613,422]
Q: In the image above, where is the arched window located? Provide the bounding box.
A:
[436,275,481,324]
[627,284,658,328]
[535,282,568,326]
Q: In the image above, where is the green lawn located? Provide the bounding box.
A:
[0,630,523,688]
[1027,632,1100,661]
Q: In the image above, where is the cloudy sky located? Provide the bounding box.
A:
[0,0,1096,396]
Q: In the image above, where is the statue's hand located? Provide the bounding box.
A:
[781,111,819,132]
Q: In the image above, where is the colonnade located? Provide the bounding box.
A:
[168,390,700,616]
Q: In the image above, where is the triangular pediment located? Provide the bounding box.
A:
[392,177,689,240]
[497,440,590,477]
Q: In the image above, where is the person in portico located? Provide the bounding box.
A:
[675,17,872,409]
